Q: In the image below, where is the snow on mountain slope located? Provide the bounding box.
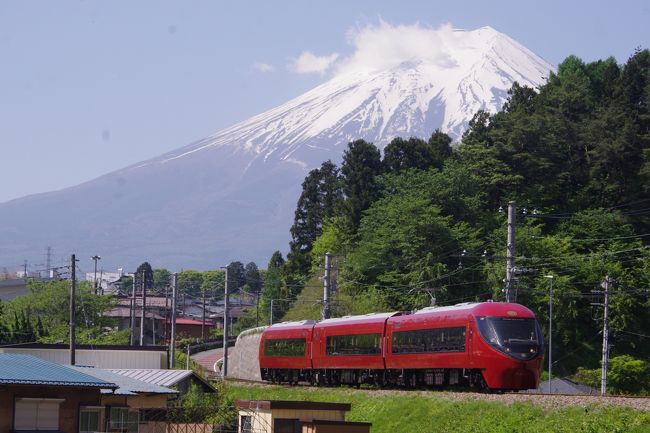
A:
[0,26,554,270]
[151,26,551,168]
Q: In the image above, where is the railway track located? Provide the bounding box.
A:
[224,377,650,412]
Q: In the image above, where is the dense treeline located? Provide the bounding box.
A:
[269,50,650,377]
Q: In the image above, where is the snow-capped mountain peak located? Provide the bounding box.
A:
[153,26,552,171]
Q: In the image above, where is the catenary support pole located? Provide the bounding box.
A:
[322,252,331,320]
[140,270,146,346]
[601,276,611,396]
[202,287,206,341]
[505,201,516,303]
[69,254,77,365]
[222,266,229,378]
[129,273,136,346]
[170,273,178,368]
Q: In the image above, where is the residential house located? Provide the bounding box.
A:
[72,366,178,430]
[236,400,371,433]
[0,354,117,433]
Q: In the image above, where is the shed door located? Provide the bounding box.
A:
[14,398,62,430]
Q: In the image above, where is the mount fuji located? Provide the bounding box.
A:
[0,26,553,271]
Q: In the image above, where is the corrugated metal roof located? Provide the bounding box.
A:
[110,368,216,392]
[71,367,177,395]
[0,354,116,388]
[109,368,195,387]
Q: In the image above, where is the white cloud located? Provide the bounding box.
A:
[336,21,460,75]
[288,51,339,74]
[287,22,497,77]
[253,62,275,73]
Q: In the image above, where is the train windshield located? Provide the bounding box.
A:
[476,316,543,361]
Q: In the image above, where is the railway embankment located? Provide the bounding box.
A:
[225,382,650,433]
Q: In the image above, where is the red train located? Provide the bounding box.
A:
[259,302,544,391]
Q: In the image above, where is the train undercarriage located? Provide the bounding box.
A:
[261,367,488,389]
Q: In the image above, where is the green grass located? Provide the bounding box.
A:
[224,383,650,433]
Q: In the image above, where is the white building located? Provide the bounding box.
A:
[85,268,125,293]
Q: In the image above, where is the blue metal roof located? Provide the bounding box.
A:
[71,366,177,395]
[0,354,117,388]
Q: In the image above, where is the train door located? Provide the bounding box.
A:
[467,320,474,367]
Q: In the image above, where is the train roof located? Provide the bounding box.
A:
[408,302,536,317]
[267,320,316,329]
[317,311,402,326]
[411,302,480,315]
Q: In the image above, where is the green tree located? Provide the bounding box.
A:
[260,251,287,323]
[383,132,452,173]
[227,261,246,290]
[153,268,172,293]
[135,262,154,293]
[177,270,203,297]
[201,269,225,301]
[244,262,263,294]
[343,170,481,310]
[288,160,343,276]
[341,139,383,231]
[1,280,119,344]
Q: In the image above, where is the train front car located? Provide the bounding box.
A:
[384,302,543,391]
[259,320,316,384]
[472,302,544,391]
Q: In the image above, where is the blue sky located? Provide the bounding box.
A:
[1,0,648,203]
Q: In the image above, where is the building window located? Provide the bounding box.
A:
[326,333,381,356]
[392,327,466,354]
[14,398,63,431]
[274,418,300,433]
[108,407,139,432]
[240,415,252,433]
[264,338,306,357]
[79,408,101,433]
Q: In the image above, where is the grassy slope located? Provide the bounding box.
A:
[225,384,650,433]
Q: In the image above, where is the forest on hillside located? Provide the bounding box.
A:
[258,49,650,378]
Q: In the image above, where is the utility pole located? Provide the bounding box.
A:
[222,266,229,378]
[170,273,178,368]
[23,260,28,278]
[140,270,146,346]
[544,275,554,394]
[201,287,206,341]
[270,299,274,325]
[164,280,169,342]
[46,246,52,278]
[255,291,260,328]
[601,276,611,396]
[69,254,77,365]
[129,274,136,346]
[322,252,332,320]
[591,276,612,396]
[91,255,101,294]
[505,201,516,303]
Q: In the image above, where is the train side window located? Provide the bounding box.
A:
[264,338,306,357]
[392,327,466,354]
[326,333,381,356]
